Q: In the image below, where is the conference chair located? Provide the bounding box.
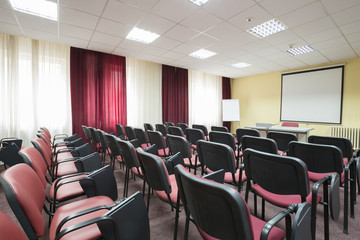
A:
[115,123,126,140]
[124,125,137,141]
[136,150,182,239]
[39,127,78,148]
[156,123,168,136]
[197,140,246,192]
[82,125,93,144]
[0,211,27,240]
[174,164,313,240]
[235,128,260,164]
[240,135,278,155]
[134,127,151,148]
[209,131,239,166]
[0,138,24,168]
[106,133,124,170]
[185,128,205,152]
[177,123,189,136]
[88,127,102,152]
[96,129,111,165]
[267,131,298,155]
[0,163,118,240]
[211,125,229,132]
[288,141,349,235]
[167,134,201,175]
[117,139,146,198]
[147,130,170,157]
[165,122,175,129]
[144,123,154,132]
[168,126,185,137]
[192,124,209,140]
[243,149,326,240]
[282,122,299,127]
[308,135,358,198]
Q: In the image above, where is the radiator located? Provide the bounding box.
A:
[330,126,360,149]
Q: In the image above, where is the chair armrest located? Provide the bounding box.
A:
[164,152,184,175]
[202,169,225,184]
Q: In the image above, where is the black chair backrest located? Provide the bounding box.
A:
[96,129,109,150]
[174,165,253,239]
[0,138,23,149]
[308,135,353,159]
[168,126,184,137]
[134,128,149,145]
[115,124,125,140]
[117,139,140,168]
[97,191,150,240]
[124,126,136,141]
[236,128,260,144]
[136,150,171,193]
[211,126,229,132]
[197,140,236,174]
[106,134,122,158]
[72,143,93,157]
[165,122,175,129]
[177,123,189,134]
[147,130,166,149]
[88,127,100,145]
[243,149,309,200]
[192,124,209,137]
[82,125,92,141]
[267,131,297,152]
[75,152,103,172]
[155,124,167,136]
[241,135,278,154]
[144,123,154,132]
[0,142,24,167]
[209,131,236,151]
[185,128,205,146]
[167,134,192,159]
[288,141,343,174]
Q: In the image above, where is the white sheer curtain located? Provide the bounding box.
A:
[126,58,162,128]
[0,34,71,147]
[188,70,223,131]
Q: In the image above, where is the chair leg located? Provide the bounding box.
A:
[344,170,349,234]
[174,197,180,240]
[261,199,265,220]
[254,193,258,217]
[356,158,360,195]
[124,167,129,198]
[142,178,146,196]
[147,185,151,212]
[350,163,356,218]
[323,183,329,240]
[184,216,190,240]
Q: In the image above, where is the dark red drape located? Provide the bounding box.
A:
[162,65,188,125]
[70,47,126,140]
[222,77,231,130]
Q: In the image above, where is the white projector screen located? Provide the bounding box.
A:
[281,66,344,124]
[223,99,240,121]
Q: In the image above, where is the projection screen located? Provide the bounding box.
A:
[280,65,344,124]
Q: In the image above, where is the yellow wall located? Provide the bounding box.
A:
[231,57,360,136]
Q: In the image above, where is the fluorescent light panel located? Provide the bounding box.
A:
[189,49,217,59]
[247,19,287,38]
[9,0,57,21]
[232,62,251,68]
[188,0,210,6]
[287,45,314,56]
[126,27,160,44]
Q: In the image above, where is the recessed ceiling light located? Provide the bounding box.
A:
[247,19,287,38]
[188,0,210,6]
[232,62,251,68]
[189,49,217,59]
[287,45,314,56]
[126,27,160,44]
[9,0,57,21]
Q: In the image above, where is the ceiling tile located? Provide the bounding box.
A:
[152,56,176,65]
[133,52,157,62]
[96,18,132,38]
[142,45,168,56]
[204,22,241,41]
[339,20,360,35]
[312,37,349,50]
[253,47,282,57]
[163,24,199,42]
[22,28,58,43]
[228,5,273,31]
[59,6,99,29]
[15,12,57,34]
[302,28,343,44]
[0,22,23,36]
[293,51,330,66]
[59,0,107,16]
[136,13,177,35]
[331,4,360,26]
[151,0,198,23]
[172,43,199,55]
[117,39,147,52]
[186,33,217,48]
[59,35,89,49]
[160,51,186,60]
[180,9,223,32]
[117,0,159,11]
[320,44,357,61]
[321,0,360,14]
[0,1,10,9]
[60,23,93,41]
[263,30,300,45]
[113,46,139,57]
[292,16,336,37]
[88,41,116,53]
[279,2,327,28]
[346,32,360,43]
[150,36,182,50]
[203,0,256,20]
[91,31,123,47]
[259,0,316,17]
[0,7,17,25]
[102,0,146,25]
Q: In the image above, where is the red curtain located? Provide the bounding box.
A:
[162,65,188,124]
[70,47,126,139]
[222,77,231,130]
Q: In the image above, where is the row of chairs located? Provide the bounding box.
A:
[0,127,151,240]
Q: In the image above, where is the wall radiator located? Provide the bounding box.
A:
[330,126,360,149]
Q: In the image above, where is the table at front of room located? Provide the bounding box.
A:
[246,126,314,142]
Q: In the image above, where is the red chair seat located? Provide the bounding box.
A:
[252,184,322,208]
[55,161,78,176]
[158,147,170,157]
[224,168,247,183]
[183,154,201,167]
[155,175,179,204]
[131,166,144,177]
[56,151,75,161]
[50,175,87,201]
[0,211,27,240]
[308,171,344,183]
[49,196,114,240]
[250,215,285,240]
